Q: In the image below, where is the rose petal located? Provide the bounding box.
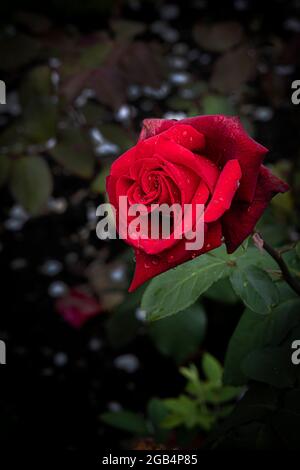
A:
[222,165,289,253]
[181,115,268,202]
[155,137,219,193]
[139,118,175,141]
[129,180,209,255]
[204,159,242,223]
[130,157,161,180]
[55,288,102,329]
[162,124,206,152]
[110,146,137,177]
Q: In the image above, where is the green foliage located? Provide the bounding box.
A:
[18,66,58,144]
[142,239,300,323]
[106,287,145,349]
[0,155,11,187]
[201,94,235,115]
[161,355,241,432]
[101,410,148,436]
[146,399,170,443]
[101,356,241,439]
[91,165,111,194]
[107,288,206,364]
[204,277,239,304]
[50,128,95,178]
[230,265,279,314]
[296,241,300,260]
[202,353,223,384]
[111,19,146,39]
[10,156,53,214]
[100,124,134,153]
[148,304,207,364]
[142,246,233,321]
[0,32,40,70]
[224,299,300,387]
[207,383,300,450]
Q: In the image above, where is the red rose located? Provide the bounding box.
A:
[106,116,289,291]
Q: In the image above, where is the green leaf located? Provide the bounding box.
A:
[236,246,278,271]
[204,277,239,304]
[224,308,267,386]
[162,396,199,429]
[230,265,279,314]
[201,94,235,115]
[193,21,244,53]
[296,242,300,260]
[148,304,207,364]
[0,33,40,70]
[50,128,95,178]
[0,155,11,187]
[142,252,231,321]
[81,102,107,126]
[224,299,300,386]
[10,156,53,214]
[78,41,113,69]
[180,364,202,397]
[202,353,223,384]
[283,248,300,278]
[0,123,28,154]
[101,410,148,435]
[111,19,146,38]
[100,124,134,153]
[147,399,170,442]
[242,347,295,389]
[20,66,53,101]
[22,99,58,143]
[106,286,145,349]
[19,66,58,144]
[90,165,110,194]
[205,386,241,404]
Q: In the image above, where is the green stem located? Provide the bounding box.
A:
[253,233,300,297]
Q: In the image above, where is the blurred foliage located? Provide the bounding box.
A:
[206,382,300,450]
[101,354,242,443]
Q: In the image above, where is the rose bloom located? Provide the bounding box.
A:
[106,116,289,291]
